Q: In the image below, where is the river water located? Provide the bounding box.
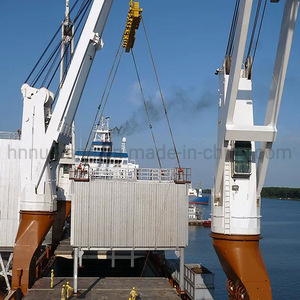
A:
[177,198,300,300]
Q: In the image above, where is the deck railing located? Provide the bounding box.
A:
[70,166,191,183]
[0,131,20,140]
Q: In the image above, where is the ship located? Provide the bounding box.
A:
[188,183,209,205]
[74,116,139,180]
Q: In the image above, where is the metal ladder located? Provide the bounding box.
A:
[224,162,231,234]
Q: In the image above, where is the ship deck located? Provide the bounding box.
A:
[24,277,180,299]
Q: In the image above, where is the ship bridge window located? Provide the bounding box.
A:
[63,165,69,174]
[233,141,252,177]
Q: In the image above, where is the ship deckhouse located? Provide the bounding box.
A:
[75,116,138,172]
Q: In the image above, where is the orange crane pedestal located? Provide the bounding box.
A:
[211,233,272,300]
[11,211,55,296]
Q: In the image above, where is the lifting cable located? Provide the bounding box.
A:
[253,0,267,62]
[131,49,162,169]
[226,0,240,57]
[247,0,263,59]
[99,49,124,120]
[79,37,124,164]
[141,17,181,169]
[49,0,93,91]
[26,0,83,85]
[26,0,91,89]
[53,0,93,96]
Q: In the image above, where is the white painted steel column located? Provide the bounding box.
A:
[131,251,134,268]
[79,248,84,268]
[73,247,78,294]
[0,253,11,290]
[214,0,253,196]
[257,0,299,196]
[111,250,115,268]
[179,248,184,292]
[6,253,13,274]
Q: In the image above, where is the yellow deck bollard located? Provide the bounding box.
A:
[129,286,138,300]
[50,269,54,288]
[66,281,73,299]
[61,284,66,300]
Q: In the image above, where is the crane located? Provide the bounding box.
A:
[211,0,298,299]
[10,0,113,296]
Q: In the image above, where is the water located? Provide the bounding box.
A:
[168,198,300,300]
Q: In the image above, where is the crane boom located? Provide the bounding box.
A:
[12,0,114,295]
[211,1,299,299]
[257,0,299,196]
[20,0,113,212]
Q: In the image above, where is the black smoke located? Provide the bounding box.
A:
[113,88,214,136]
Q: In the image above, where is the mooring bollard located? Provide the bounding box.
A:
[61,284,66,300]
[50,269,54,288]
[66,281,74,299]
[129,286,138,300]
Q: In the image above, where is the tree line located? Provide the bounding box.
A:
[261,187,300,200]
[202,187,300,200]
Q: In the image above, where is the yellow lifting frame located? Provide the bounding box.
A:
[123,1,143,52]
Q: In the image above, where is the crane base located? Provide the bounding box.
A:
[211,233,272,300]
[11,211,55,296]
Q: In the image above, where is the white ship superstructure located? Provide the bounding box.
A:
[74,116,139,180]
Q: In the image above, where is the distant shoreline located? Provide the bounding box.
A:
[262,196,300,201]
[202,187,300,201]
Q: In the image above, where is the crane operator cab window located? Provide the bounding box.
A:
[233,141,252,177]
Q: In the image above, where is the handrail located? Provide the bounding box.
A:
[69,166,191,183]
[0,131,20,140]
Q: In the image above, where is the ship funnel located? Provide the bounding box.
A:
[122,137,127,153]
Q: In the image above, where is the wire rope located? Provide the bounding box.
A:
[141,17,181,169]
[47,0,92,90]
[79,36,124,164]
[31,41,62,87]
[253,0,267,63]
[42,44,64,88]
[25,0,83,84]
[51,0,92,89]
[99,49,124,119]
[226,0,240,57]
[131,49,162,169]
[53,0,93,98]
[247,0,263,59]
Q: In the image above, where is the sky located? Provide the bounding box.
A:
[0,0,299,188]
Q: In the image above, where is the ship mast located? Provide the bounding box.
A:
[60,0,75,159]
[60,0,74,84]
